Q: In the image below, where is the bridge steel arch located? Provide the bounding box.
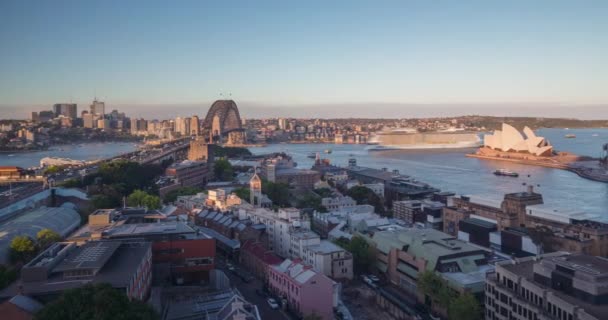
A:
[202,100,243,137]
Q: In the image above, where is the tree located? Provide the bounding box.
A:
[333,236,375,274]
[37,229,62,249]
[233,187,250,201]
[418,271,455,309]
[10,235,37,263]
[163,186,202,203]
[213,159,234,181]
[127,190,161,209]
[34,283,159,320]
[448,293,482,320]
[43,165,62,175]
[262,180,291,207]
[0,265,18,290]
[346,186,385,215]
[296,193,327,212]
[348,236,375,274]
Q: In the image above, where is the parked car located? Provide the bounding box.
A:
[368,275,380,282]
[267,298,279,310]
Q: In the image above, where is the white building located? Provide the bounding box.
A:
[290,230,321,259]
[321,196,356,211]
[302,240,353,280]
[237,206,309,258]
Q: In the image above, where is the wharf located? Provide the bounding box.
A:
[467,153,608,183]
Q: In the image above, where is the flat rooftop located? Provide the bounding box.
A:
[501,256,608,320]
[54,241,121,272]
[103,222,195,237]
[305,240,345,254]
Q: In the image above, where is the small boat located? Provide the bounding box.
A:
[592,134,599,137]
[494,169,519,177]
[7,154,14,157]
[564,134,576,139]
[307,152,316,159]
[324,149,332,154]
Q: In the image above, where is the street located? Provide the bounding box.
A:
[216,258,291,320]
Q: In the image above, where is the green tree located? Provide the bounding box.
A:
[346,186,385,215]
[262,180,291,207]
[37,229,62,249]
[34,283,159,320]
[233,187,250,201]
[43,165,62,175]
[10,235,37,263]
[448,293,482,320]
[127,190,161,209]
[91,194,121,210]
[0,265,18,290]
[418,271,455,309]
[296,193,327,212]
[333,236,375,274]
[213,158,234,181]
[163,186,202,203]
[348,236,375,274]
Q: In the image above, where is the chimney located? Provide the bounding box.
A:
[527,185,534,194]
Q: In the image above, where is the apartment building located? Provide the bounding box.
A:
[486,253,608,320]
[268,259,337,320]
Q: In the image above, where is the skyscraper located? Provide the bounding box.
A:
[52,103,78,119]
[90,99,105,116]
[190,116,200,136]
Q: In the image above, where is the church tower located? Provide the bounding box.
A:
[250,171,262,207]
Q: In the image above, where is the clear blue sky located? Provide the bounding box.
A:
[0,0,607,110]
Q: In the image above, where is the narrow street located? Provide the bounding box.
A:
[217,258,292,320]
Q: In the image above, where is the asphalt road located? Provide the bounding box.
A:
[217,259,291,320]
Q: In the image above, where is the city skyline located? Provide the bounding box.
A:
[1,0,607,117]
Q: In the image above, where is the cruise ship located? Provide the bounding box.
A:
[367,127,481,150]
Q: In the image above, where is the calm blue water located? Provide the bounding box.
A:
[250,128,608,215]
[0,142,138,167]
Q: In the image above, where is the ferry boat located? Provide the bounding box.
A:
[565,134,576,139]
[367,127,481,150]
[493,169,519,177]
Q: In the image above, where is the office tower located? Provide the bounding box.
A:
[190,116,200,136]
[52,103,78,119]
[90,99,105,116]
[278,118,287,130]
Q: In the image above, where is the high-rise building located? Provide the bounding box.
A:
[83,113,99,128]
[52,103,77,119]
[190,116,200,136]
[130,118,147,134]
[278,118,287,130]
[90,99,105,116]
[486,253,608,320]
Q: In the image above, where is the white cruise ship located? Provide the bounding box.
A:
[367,127,481,150]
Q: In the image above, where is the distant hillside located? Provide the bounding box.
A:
[456,116,608,130]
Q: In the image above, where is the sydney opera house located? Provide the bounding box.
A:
[483,123,553,156]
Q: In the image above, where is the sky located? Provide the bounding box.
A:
[0,0,607,119]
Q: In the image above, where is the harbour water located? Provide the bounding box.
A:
[250,128,608,216]
[0,128,606,215]
[0,142,138,168]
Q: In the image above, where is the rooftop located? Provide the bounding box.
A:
[0,206,81,264]
[305,240,346,254]
[500,254,608,320]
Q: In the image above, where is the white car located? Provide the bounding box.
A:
[368,275,380,282]
[267,298,279,310]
